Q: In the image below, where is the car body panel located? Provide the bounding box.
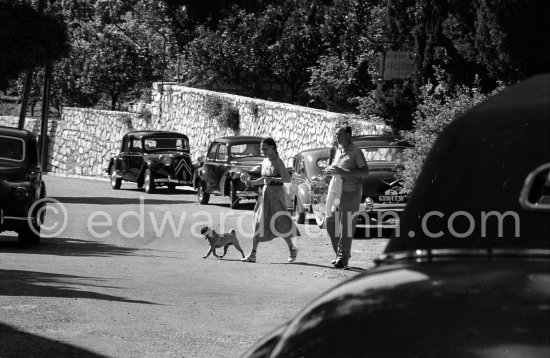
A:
[245,257,550,358]
[0,127,46,240]
[107,130,194,190]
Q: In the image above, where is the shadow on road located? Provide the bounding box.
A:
[271,262,365,272]
[0,237,139,257]
[119,187,197,195]
[50,196,194,205]
[0,269,157,304]
[207,202,256,211]
[0,322,108,358]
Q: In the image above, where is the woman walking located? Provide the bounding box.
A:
[241,138,300,263]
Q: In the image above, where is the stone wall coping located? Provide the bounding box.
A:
[153,83,344,117]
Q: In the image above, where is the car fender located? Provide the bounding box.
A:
[193,166,207,189]
[138,161,160,182]
[296,182,311,212]
[220,172,233,196]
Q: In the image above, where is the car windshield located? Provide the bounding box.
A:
[230,143,264,158]
[360,146,408,163]
[144,137,188,151]
[0,135,25,161]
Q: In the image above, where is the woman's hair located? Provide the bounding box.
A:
[262,137,278,155]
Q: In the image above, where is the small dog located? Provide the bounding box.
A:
[200,227,245,259]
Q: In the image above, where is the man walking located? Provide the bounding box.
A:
[326,124,369,268]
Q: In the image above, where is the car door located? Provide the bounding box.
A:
[120,137,132,179]
[211,143,229,192]
[203,143,219,191]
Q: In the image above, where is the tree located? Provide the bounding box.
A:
[386,0,550,89]
[0,1,69,89]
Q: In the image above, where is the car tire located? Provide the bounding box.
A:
[110,166,122,189]
[168,184,176,191]
[144,169,155,193]
[230,180,240,209]
[197,180,210,204]
[292,199,306,224]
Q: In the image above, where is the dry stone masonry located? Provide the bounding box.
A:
[1,83,387,177]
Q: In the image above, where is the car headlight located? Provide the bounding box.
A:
[364,197,374,211]
[160,155,173,165]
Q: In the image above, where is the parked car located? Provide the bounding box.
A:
[0,126,46,244]
[107,130,194,193]
[241,75,550,358]
[289,134,410,227]
[193,136,264,209]
[287,147,330,223]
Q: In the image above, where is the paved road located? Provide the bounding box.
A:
[0,174,389,357]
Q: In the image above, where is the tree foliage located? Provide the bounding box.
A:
[0,0,69,89]
[386,0,550,89]
[398,70,504,190]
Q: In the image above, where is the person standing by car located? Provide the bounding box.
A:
[241,137,300,263]
[326,124,369,269]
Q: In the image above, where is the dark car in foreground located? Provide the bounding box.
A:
[241,75,550,357]
[107,130,193,193]
[290,135,410,227]
[0,127,46,244]
[193,136,264,209]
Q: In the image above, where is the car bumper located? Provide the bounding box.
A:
[154,177,193,185]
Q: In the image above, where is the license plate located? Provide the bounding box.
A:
[379,195,406,202]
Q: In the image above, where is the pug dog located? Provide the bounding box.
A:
[200,227,245,259]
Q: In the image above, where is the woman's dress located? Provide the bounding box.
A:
[253,157,299,241]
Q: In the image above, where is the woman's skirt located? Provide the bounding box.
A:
[253,185,299,242]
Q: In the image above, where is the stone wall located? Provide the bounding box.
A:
[1,84,387,177]
[150,83,387,162]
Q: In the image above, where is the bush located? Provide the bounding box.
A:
[204,96,223,119]
[217,102,240,133]
[398,74,505,191]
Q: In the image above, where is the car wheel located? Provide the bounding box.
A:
[292,198,306,224]
[168,184,176,191]
[144,169,155,193]
[230,180,240,209]
[197,180,210,204]
[110,166,121,189]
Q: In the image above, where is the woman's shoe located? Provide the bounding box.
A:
[288,247,298,263]
[241,254,256,263]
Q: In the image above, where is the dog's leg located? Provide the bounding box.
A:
[203,247,213,258]
[234,241,245,258]
[221,244,230,258]
[213,248,220,259]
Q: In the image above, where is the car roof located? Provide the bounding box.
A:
[213,136,264,144]
[0,126,35,139]
[124,130,188,139]
[386,73,550,253]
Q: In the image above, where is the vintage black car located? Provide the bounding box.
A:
[0,126,46,244]
[241,75,550,357]
[289,135,410,227]
[107,131,193,193]
[194,136,264,209]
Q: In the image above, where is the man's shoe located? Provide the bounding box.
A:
[241,254,256,263]
[288,247,298,263]
[333,260,348,269]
